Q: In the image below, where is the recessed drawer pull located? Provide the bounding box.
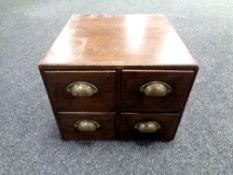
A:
[134,121,161,133]
[140,81,172,97]
[74,120,100,132]
[66,81,98,97]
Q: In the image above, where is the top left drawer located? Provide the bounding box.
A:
[43,70,116,112]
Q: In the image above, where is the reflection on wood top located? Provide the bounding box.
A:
[39,14,198,68]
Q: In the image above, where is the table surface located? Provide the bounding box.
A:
[39,14,198,68]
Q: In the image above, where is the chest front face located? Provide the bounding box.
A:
[39,14,198,141]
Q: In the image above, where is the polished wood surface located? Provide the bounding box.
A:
[58,112,116,140]
[44,70,116,112]
[120,113,180,141]
[39,14,198,69]
[121,69,194,112]
[39,15,199,141]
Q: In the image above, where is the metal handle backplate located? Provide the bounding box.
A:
[66,81,98,97]
[134,121,161,133]
[74,120,100,132]
[140,81,172,97]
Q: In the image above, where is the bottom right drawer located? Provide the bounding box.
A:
[120,113,180,141]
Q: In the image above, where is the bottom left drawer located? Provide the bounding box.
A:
[57,112,116,140]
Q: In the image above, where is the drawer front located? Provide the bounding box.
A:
[44,70,116,112]
[120,113,180,141]
[121,70,194,112]
[58,112,115,140]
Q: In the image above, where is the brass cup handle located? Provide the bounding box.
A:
[66,81,98,97]
[134,121,161,133]
[74,120,100,132]
[140,81,172,97]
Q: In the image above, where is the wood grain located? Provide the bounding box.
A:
[119,113,180,141]
[43,70,116,112]
[121,69,195,112]
[58,112,116,140]
[38,14,199,140]
[38,14,198,69]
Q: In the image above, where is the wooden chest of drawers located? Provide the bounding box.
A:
[39,14,198,141]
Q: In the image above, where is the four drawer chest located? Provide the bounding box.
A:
[38,14,198,141]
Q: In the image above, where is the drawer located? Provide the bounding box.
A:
[58,112,115,140]
[120,113,180,141]
[121,70,194,112]
[44,70,116,112]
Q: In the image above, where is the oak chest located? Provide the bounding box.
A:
[39,14,198,141]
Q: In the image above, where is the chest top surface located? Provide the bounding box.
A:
[39,14,198,69]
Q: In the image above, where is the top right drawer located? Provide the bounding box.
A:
[121,69,195,112]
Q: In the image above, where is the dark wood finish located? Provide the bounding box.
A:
[121,69,194,112]
[115,68,122,139]
[120,113,180,141]
[58,112,115,140]
[38,15,199,140]
[38,14,198,69]
[39,69,65,139]
[43,70,116,112]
